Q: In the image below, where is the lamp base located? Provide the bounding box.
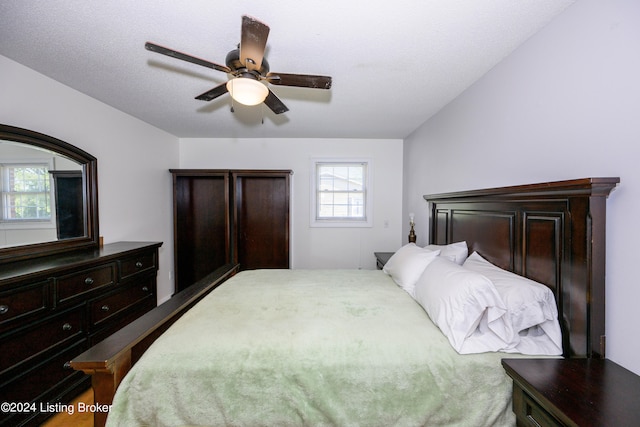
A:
[408,224,416,243]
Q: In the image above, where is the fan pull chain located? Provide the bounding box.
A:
[230,80,235,113]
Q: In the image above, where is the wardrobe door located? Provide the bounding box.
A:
[50,171,84,239]
[232,171,291,270]
[172,171,230,292]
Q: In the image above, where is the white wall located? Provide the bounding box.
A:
[403,0,640,374]
[0,52,403,297]
[179,138,404,269]
[0,55,179,302]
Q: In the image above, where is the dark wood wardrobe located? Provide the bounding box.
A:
[50,170,84,239]
[171,169,291,292]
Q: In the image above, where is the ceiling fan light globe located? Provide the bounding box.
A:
[226,78,269,106]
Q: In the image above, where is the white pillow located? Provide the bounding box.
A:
[463,251,562,349]
[424,241,469,265]
[382,243,440,295]
[413,257,510,353]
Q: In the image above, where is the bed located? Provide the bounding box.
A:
[71,177,619,427]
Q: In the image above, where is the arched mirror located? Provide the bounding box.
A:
[0,124,99,264]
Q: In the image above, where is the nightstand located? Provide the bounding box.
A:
[502,358,640,427]
[374,252,394,269]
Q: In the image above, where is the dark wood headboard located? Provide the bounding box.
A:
[424,177,619,359]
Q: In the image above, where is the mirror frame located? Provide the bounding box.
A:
[0,124,99,264]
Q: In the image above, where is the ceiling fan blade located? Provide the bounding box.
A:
[266,73,332,89]
[145,42,231,73]
[195,82,229,101]
[264,90,289,114]
[239,15,269,72]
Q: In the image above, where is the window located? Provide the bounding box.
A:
[1,163,51,221]
[310,159,372,227]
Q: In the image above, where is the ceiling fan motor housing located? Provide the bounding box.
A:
[226,48,269,77]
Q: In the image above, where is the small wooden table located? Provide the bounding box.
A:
[502,358,640,427]
[374,252,394,269]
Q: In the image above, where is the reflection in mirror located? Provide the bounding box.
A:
[0,141,84,248]
[0,124,99,264]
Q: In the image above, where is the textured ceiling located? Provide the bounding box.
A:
[0,1,574,139]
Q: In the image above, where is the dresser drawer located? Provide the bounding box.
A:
[0,339,87,404]
[90,294,156,345]
[513,385,564,427]
[90,278,154,327]
[120,251,157,281]
[56,263,116,304]
[0,306,85,375]
[0,280,50,330]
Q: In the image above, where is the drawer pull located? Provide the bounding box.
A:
[0,305,8,315]
[62,323,72,331]
[85,277,94,285]
[101,305,110,312]
[135,261,143,268]
[63,361,72,370]
[142,286,149,292]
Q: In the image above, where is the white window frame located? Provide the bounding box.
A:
[0,159,55,228]
[310,158,373,228]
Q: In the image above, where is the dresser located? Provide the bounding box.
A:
[502,358,640,427]
[0,241,161,426]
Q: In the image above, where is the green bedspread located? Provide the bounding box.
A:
[106,269,519,427]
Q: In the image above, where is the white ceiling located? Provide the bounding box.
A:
[0,1,574,139]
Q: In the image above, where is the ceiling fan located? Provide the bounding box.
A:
[145,15,332,114]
